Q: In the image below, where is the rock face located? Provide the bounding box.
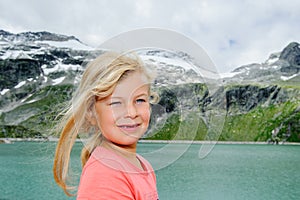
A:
[279,42,300,74]
[225,85,278,112]
[0,29,299,142]
[0,58,42,90]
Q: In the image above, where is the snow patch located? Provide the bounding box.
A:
[271,65,280,69]
[25,99,38,104]
[36,40,94,50]
[42,63,82,75]
[52,76,65,85]
[266,57,279,65]
[16,52,33,59]
[14,81,26,88]
[281,74,298,81]
[21,94,33,103]
[1,50,22,59]
[141,55,193,71]
[0,89,10,95]
[219,71,242,78]
[43,76,48,83]
[140,54,219,79]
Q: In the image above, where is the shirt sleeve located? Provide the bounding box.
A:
[77,160,134,200]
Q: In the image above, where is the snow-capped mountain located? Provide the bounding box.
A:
[0,30,208,97]
[0,30,102,111]
[0,30,93,86]
[0,30,299,142]
[1,29,299,98]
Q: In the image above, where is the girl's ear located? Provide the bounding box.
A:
[86,110,97,126]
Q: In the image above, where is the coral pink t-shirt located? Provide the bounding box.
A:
[77,146,159,200]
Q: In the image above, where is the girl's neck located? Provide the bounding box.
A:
[100,138,137,160]
[100,138,144,171]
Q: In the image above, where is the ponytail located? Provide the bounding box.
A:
[53,116,78,196]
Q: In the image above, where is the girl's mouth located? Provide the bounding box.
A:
[118,124,140,132]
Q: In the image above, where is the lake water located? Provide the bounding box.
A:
[0,141,299,200]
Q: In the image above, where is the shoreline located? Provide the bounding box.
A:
[139,140,300,145]
[1,138,300,145]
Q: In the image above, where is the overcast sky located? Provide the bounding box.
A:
[0,0,299,72]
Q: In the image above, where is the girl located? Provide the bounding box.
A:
[53,52,159,199]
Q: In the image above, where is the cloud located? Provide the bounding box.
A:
[0,0,300,72]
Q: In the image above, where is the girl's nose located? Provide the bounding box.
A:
[125,104,137,118]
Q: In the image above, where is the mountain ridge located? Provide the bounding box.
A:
[0,29,79,43]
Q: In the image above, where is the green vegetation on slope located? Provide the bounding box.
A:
[0,84,74,138]
[1,83,299,143]
[220,100,299,142]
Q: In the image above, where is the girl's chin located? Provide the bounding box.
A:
[108,136,141,146]
[102,130,147,146]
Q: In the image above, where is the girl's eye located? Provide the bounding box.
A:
[109,101,121,106]
[136,99,146,104]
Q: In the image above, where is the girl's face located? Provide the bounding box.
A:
[95,71,151,147]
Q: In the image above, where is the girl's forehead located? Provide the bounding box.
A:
[112,71,150,98]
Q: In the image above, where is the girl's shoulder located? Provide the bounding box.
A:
[83,146,124,173]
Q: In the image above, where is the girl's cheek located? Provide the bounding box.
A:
[110,108,125,118]
[142,109,151,120]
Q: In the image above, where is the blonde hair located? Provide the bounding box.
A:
[53,52,156,196]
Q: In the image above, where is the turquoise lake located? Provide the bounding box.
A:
[0,142,299,200]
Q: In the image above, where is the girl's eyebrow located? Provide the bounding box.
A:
[111,93,149,99]
[134,92,149,98]
[110,96,123,99]
[135,93,149,98]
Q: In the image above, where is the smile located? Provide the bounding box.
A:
[117,124,141,132]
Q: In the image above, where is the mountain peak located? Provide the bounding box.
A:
[279,41,300,67]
